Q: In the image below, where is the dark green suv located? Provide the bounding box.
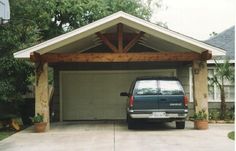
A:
[120,77,188,129]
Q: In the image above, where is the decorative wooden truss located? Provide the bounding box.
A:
[30,23,212,63]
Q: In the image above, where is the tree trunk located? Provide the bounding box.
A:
[220,87,226,120]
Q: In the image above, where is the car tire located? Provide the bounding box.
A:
[176,121,185,129]
[127,114,136,129]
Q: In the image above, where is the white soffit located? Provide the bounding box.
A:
[14,11,225,59]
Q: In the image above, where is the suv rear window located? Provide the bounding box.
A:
[158,80,184,95]
[133,80,184,95]
[134,80,158,95]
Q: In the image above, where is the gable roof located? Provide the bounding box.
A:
[14,11,225,59]
[205,26,235,60]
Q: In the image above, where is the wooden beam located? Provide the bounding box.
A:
[123,31,144,52]
[201,50,212,60]
[96,32,118,53]
[30,52,41,62]
[36,52,203,63]
[117,23,123,52]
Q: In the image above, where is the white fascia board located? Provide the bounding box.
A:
[14,11,225,59]
[118,12,225,56]
[14,12,123,58]
[207,59,235,64]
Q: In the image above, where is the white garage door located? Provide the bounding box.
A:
[60,69,176,120]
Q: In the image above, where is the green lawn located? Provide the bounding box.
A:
[0,131,15,141]
[228,131,235,140]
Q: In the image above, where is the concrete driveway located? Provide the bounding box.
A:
[0,121,234,151]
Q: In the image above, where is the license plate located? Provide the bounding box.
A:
[150,112,166,118]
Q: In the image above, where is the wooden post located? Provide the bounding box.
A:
[192,60,208,115]
[117,23,123,52]
[35,62,50,130]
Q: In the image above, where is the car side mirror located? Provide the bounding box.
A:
[120,92,129,96]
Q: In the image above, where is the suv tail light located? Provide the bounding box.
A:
[184,96,188,107]
[129,96,134,107]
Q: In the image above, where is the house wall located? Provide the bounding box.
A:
[188,102,235,116]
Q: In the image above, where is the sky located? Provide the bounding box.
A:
[150,0,235,41]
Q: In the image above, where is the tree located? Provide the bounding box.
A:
[0,0,157,109]
[208,60,234,120]
[209,32,217,38]
[7,0,153,40]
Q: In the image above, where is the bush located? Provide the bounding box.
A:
[209,109,220,120]
[225,107,235,121]
[228,131,235,140]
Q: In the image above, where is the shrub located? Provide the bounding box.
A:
[228,131,235,140]
[209,109,220,120]
[225,107,235,120]
[193,109,207,120]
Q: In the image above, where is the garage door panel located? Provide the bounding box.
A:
[61,70,176,120]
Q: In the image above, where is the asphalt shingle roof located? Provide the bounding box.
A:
[205,26,235,60]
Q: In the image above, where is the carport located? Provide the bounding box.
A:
[14,11,225,130]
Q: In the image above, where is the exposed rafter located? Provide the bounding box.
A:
[96,32,118,53]
[96,24,144,53]
[123,31,145,52]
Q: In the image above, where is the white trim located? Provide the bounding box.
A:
[59,71,63,122]
[207,67,235,102]
[189,67,193,102]
[59,69,176,121]
[207,59,235,64]
[14,11,225,59]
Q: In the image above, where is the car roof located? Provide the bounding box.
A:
[135,76,179,81]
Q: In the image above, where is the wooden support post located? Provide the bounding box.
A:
[35,62,50,130]
[192,60,208,116]
[117,23,123,52]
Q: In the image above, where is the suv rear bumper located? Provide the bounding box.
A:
[128,109,188,119]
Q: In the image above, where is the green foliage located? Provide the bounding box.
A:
[6,0,153,40]
[193,109,208,121]
[225,107,235,121]
[208,59,234,120]
[30,113,44,123]
[209,109,220,120]
[209,108,235,121]
[0,131,15,141]
[208,59,234,89]
[0,58,33,102]
[228,131,235,140]
[0,0,155,104]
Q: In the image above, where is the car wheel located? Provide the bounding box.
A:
[176,121,185,129]
[127,114,136,129]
